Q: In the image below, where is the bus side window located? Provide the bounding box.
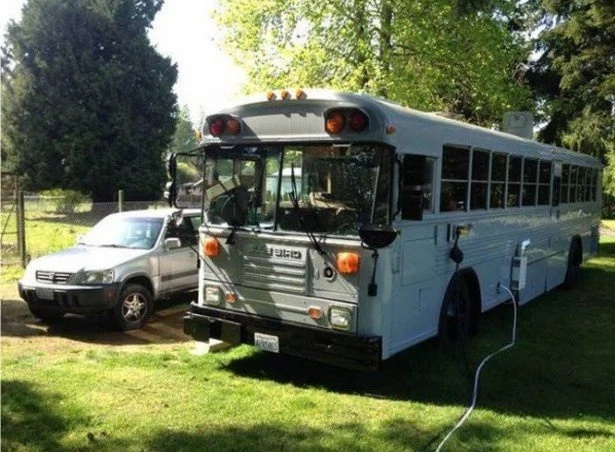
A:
[400,155,426,220]
[441,145,470,212]
[552,162,562,207]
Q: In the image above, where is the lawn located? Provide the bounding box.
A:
[2,237,614,451]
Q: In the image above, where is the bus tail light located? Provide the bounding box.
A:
[225,118,241,135]
[337,252,360,274]
[349,110,369,132]
[325,108,369,134]
[203,237,220,257]
[206,115,241,137]
[325,110,345,134]
[208,117,225,137]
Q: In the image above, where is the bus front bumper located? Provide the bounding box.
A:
[184,303,382,371]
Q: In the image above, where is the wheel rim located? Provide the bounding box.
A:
[121,292,147,323]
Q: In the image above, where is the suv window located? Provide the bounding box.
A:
[165,218,197,247]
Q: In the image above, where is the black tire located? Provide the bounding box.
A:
[563,239,582,290]
[28,305,64,323]
[110,284,153,331]
[438,276,479,344]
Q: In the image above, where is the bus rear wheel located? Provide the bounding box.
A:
[563,239,582,290]
[438,277,479,344]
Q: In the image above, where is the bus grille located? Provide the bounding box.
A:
[242,256,306,294]
[36,271,72,284]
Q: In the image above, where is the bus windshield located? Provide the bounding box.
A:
[204,143,393,236]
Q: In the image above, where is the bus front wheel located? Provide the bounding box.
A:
[438,276,479,344]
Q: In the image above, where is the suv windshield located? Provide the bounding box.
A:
[79,217,164,249]
[204,143,392,236]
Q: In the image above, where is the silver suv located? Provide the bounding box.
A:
[18,209,200,330]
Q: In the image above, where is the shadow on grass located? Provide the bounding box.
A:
[143,417,612,452]
[1,380,86,450]
[224,264,615,422]
[599,240,615,255]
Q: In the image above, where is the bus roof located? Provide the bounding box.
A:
[204,89,601,167]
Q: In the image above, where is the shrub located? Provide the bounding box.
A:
[39,189,89,214]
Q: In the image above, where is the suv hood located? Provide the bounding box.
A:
[29,246,152,273]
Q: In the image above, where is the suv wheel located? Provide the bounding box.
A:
[111,284,153,330]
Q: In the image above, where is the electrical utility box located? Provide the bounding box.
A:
[511,256,528,290]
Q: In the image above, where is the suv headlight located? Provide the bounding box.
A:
[74,270,114,285]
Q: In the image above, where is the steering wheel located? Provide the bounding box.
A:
[220,186,250,225]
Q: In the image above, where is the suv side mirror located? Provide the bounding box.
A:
[164,237,182,250]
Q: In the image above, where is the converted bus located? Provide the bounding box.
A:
[168,90,601,371]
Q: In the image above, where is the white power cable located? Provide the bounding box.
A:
[435,284,518,452]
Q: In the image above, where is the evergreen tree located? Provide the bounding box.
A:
[1,0,177,201]
[528,0,614,160]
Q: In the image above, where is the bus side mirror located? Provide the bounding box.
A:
[164,181,177,207]
[400,155,426,221]
[166,153,177,179]
[359,224,398,249]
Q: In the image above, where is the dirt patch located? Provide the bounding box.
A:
[1,294,195,356]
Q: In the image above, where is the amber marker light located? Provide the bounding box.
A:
[337,252,360,274]
[203,237,220,257]
[280,89,291,100]
[295,89,307,100]
[308,306,323,319]
[225,292,237,303]
[266,91,277,101]
[385,124,397,134]
[325,110,345,134]
[226,117,241,135]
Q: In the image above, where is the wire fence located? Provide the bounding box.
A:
[1,193,171,266]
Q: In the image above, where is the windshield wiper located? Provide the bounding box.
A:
[97,244,123,248]
[289,164,326,255]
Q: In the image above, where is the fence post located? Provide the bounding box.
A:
[16,190,26,268]
[118,190,124,212]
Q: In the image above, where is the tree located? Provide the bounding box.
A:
[170,105,198,153]
[1,0,177,201]
[526,0,615,214]
[169,105,201,186]
[215,0,533,126]
[528,1,614,159]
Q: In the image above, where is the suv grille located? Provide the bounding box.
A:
[36,271,72,284]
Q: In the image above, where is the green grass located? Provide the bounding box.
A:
[2,239,614,451]
[603,219,615,230]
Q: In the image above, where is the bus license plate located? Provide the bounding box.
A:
[254,333,279,353]
[36,287,54,300]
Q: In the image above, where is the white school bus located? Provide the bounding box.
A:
[168,89,602,371]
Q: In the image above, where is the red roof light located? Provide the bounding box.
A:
[349,110,369,132]
[208,117,225,137]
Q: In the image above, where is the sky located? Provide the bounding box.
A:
[0,0,246,126]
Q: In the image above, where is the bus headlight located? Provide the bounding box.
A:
[205,286,221,305]
[329,307,351,330]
